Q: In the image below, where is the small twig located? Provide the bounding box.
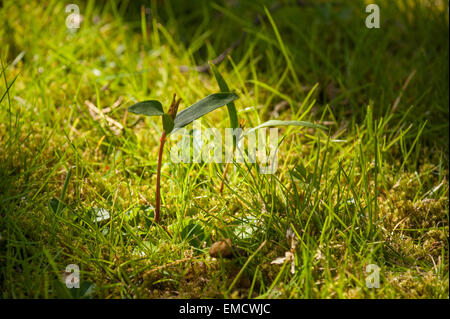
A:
[154,94,181,223]
[138,191,150,204]
[85,100,124,134]
[179,37,244,73]
[270,100,289,118]
[178,1,301,73]
[391,69,416,113]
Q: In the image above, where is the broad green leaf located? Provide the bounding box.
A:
[128,100,164,116]
[242,120,327,137]
[162,113,174,134]
[179,219,209,249]
[210,63,238,131]
[173,93,239,131]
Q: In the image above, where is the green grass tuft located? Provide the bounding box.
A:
[0,0,448,298]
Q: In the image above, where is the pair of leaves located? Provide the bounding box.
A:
[128,92,239,134]
[129,64,327,138]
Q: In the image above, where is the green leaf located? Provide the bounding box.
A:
[162,113,174,134]
[173,93,239,131]
[180,219,208,249]
[128,100,164,117]
[210,63,238,130]
[242,120,327,137]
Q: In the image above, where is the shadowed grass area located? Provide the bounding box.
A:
[0,0,448,298]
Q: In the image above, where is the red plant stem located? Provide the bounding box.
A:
[155,131,166,223]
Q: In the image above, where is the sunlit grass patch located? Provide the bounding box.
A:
[0,0,448,298]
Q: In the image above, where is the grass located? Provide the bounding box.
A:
[0,0,448,298]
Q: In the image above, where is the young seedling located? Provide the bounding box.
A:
[128,92,239,223]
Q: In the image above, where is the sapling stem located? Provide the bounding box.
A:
[154,130,166,223]
[154,94,181,223]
